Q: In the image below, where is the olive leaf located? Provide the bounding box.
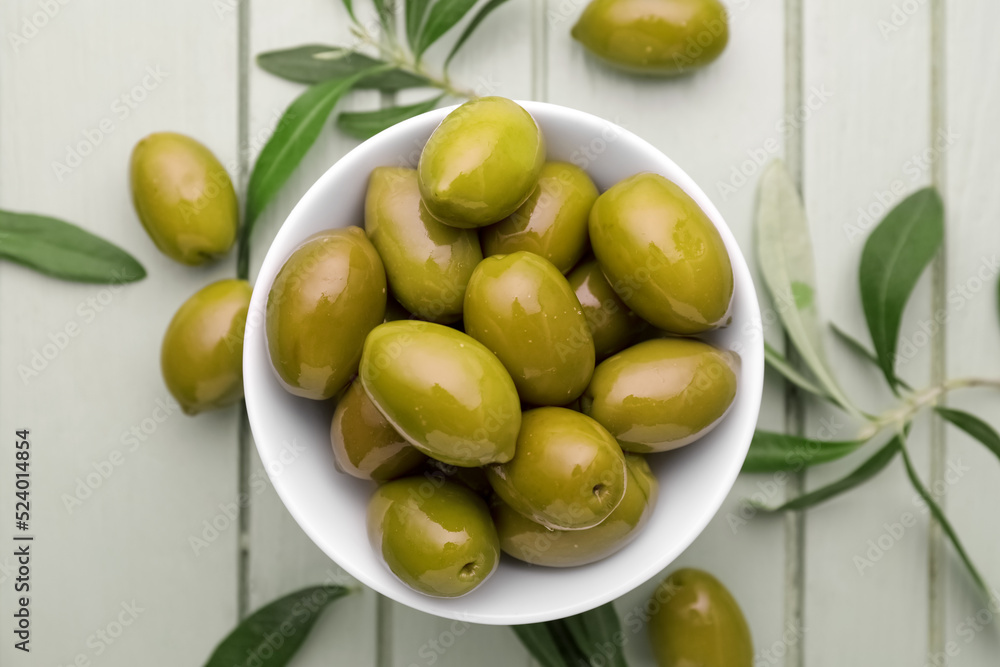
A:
[414,0,480,58]
[547,619,592,664]
[755,160,858,417]
[754,435,901,512]
[859,188,944,392]
[372,0,393,31]
[763,342,833,403]
[405,0,434,50]
[204,585,351,667]
[936,407,1000,463]
[743,431,870,473]
[341,0,357,21]
[899,439,989,597]
[257,46,429,90]
[444,0,513,68]
[511,624,572,667]
[562,603,628,667]
[241,68,383,278]
[337,95,444,139]
[830,322,914,391]
[0,210,146,284]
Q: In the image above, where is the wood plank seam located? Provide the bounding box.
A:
[928,0,948,659]
[783,1,806,666]
[237,0,252,623]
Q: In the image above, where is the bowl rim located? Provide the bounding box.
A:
[244,100,764,625]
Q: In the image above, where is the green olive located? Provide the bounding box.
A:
[161,279,251,415]
[571,0,729,76]
[359,320,521,467]
[330,380,426,482]
[648,568,753,667]
[589,172,734,334]
[487,407,626,530]
[494,453,657,566]
[368,478,499,597]
[266,228,387,400]
[480,162,598,273]
[130,132,238,265]
[464,252,595,406]
[365,167,483,322]
[418,97,545,228]
[568,257,645,360]
[583,338,738,453]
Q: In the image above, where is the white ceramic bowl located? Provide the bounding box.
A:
[244,101,764,625]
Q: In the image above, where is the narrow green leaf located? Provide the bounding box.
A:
[405,0,434,50]
[373,0,393,31]
[562,603,628,667]
[859,188,944,391]
[900,438,989,597]
[755,436,901,511]
[743,431,870,473]
[830,322,914,391]
[257,45,428,90]
[0,210,146,284]
[444,0,512,68]
[204,585,350,667]
[415,0,479,57]
[764,341,834,402]
[547,620,590,664]
[341,0,357,21]
[936,407,1000,462]
[336,95,443,139]
[511,624,570,667]
[240,70,377,278]
[755,160,857,416]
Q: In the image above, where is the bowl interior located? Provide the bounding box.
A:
[243,101,763,625]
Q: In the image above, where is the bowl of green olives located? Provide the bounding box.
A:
[243,98,764,624]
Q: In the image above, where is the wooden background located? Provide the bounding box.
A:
[1,0,998,664]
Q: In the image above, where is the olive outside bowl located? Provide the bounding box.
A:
[243,102,764,625]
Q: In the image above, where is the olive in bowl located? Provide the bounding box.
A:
[243,101,763,624]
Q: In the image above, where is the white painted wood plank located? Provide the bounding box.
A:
[244,1,380,664]
[546,2,789,665]
[942,1,1000,663]
[389,4,538,665]
[801,1,933,665]
[0,1,241,664]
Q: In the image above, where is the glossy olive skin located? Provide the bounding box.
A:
[365,167,482,322]
[572,0,729,76]
[368,478,500,598]
[487,407,626,530]
[464,252,595,406]
[130,132,238,265]
[583,338,738,453]
[359,321,521,467]
[330,380,426,482]
[481,162,598,273]
[266,228,387,400]
[418,97,545,228]
[648,568,753,667]
[589,172,734,334]
[494,453,657,566]
[568,258,645,360]
[161,279,251,415]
